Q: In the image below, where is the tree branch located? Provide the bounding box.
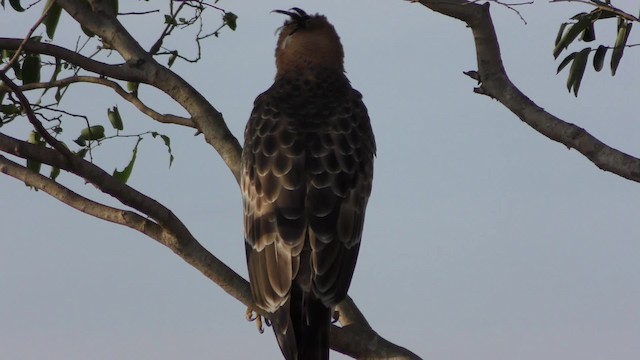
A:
[413,0,640,183]
[0,154,164,241]
[549,0,640,22]
[0,70,72,157]
[6,75,195,128]
[0,130,254,307]
[56,0,243,181]
[332,325,422,360]
[0,37,145,82]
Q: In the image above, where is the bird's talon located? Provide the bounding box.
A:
[246,308,266,333]
[245,307,258,322]
[256,316,265,334]
[331,310,340,324]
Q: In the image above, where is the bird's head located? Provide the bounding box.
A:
[273,8,344,77]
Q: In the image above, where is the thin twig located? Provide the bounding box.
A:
[1,0,56,72]
[5,75,195,127]
[149,1,188,55]
[0,71,72,158]
[490,0,532,24]
[119,10,160,16]
[549,0,640,22]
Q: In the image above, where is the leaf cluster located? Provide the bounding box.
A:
[554,0,637,96]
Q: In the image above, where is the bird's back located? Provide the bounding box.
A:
[241,8,375,360]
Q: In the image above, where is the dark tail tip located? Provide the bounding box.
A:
[272,287,331,360]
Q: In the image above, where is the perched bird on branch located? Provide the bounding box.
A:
[241,8,376,360]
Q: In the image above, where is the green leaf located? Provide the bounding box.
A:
[55,85,68,102]
[107,106,123,130]
[112,138,141,183]
[50,166,60,180]
[11,56,22,80]
[167,51,177,68]
[164,14,177,26]
[78,125,105,141]
[75,148,88,159]
[126,81,139,93]
[0,104,20,115]
[557,52,577,74]
[555,23,568,47]
[43,0,63,40]
[151,132,174,167]
[569,12,588,20]
[9,0,25,12]
[581,23,595,42]
[611,22,632,76]
[2,49,15,60]
[223,12,238,31]
[21,54,41,84]
[553,15,592,59]
[566,47,590,97]
[26,131,44,177]
[593,45,607,72]
[27,130,43,144]
[42,57,62,98]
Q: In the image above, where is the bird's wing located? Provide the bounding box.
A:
[241,90,307,313]
[306,88,376,305]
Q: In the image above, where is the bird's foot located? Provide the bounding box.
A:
[245,307,271,334]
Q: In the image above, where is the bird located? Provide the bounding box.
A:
[241,8,376,360]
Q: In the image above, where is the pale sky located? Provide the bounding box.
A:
[2,1,640,359]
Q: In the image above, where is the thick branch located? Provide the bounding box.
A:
[0,132,415,358]
[0,154,165,240]
[332,325,421,360]
[0,131,251,308]
[331,296,421,359]
[336,295,372,328]
[414,0,640,182]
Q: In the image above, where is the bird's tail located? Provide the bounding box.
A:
[272,284,331,360]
